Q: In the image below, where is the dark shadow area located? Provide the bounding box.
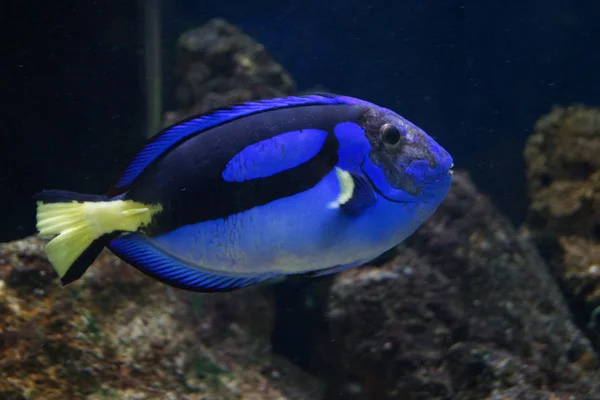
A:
[0,1,146,241]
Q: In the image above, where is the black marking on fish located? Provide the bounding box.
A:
[126,104,366,234]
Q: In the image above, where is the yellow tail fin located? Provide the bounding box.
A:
[35,193,162,283]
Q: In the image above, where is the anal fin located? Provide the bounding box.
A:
[108,234,278,292]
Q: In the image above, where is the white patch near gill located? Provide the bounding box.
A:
[327,167,355,209]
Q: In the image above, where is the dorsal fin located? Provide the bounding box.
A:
[114,93,362,190]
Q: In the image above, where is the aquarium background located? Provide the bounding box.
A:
[2,1,600,399]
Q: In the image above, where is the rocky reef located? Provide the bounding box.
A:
[524,105,600,345]
[163,18,296,127]
[316,172,600,399]
[0,238,323,399]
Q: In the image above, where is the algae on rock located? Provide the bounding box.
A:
[524,105,600,345]
[0,237,322,400]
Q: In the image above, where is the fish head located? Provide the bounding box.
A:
[359,105,453,202]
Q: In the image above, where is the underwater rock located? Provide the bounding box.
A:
[524,105,600,344]
[163,18,296,127]
[319,171,600,399]
[0,237,323,399]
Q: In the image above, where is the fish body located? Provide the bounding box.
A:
[35,93,453,292]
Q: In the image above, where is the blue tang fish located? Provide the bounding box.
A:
[34,93,453,292]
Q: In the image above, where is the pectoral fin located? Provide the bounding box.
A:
[328,167,377,215]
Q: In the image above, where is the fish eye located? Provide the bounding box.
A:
[380,124,402,146]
